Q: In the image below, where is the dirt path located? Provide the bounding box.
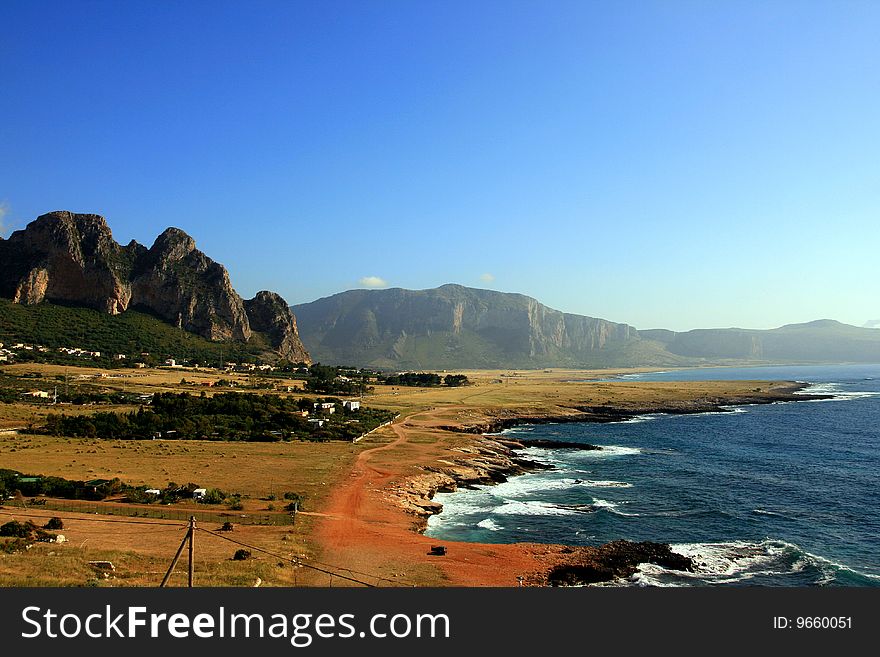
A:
[314,408,548,587]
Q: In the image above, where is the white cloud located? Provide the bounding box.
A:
[359,276,388,288]
[479,273,495,283]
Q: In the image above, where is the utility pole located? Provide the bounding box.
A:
[160,516,196,588]
[188,516,195,587]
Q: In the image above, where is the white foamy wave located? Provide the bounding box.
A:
[616,539,854,586]
[558,499,640,516]
[796,382,880,402]
[583,445,642,457]
[493,500,577,516]
[429,492,492,516]
[590,499,639,516]
[620,413,665,424]
[751,508,790,519]
[476,518,503,531]
[577,479,632,488]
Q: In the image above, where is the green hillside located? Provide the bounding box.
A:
[0,299,272,365]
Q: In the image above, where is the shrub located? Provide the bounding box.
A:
[0,520,37,538]
[201,488,227,505]
[0,538,30,554]
[232,549,251,561]
[43,517,63,530]
[219,522,234,532]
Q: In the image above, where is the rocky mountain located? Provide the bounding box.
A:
[0,211,310,362]
[641,319,880,363]
[291,284,685,369]
[293,285,880,369]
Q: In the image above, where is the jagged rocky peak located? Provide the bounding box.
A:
[244,291,311,363]
[0,210,310,361]
[1,210,133,314]
[150,227,197,260]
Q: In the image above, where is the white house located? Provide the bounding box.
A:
[308,418,325,428]
[192,488,207,500]
[343,400,361,411]
[145,489,161,496]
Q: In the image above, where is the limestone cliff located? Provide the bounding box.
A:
[292,284,665,369]
[0,211,310,362]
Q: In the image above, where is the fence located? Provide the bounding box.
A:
[3,498,296,526]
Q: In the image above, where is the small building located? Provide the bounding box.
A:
[307,419,325,428]
[343,400,360,411]
[26,390,50,399]
[145,489,161,496]
[192,488,207,500]
[115,354,127,360]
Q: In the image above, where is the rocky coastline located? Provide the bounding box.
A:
[388,381,832,585]
[439,382,831,435]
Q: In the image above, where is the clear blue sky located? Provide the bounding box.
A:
[1,1,877,331]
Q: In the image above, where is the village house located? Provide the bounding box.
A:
[343,400,361,411]
[314,402,336,414]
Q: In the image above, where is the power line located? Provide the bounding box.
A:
[196,527,396,588]
[1,508,405,587]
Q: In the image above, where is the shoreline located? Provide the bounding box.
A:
[437,381,830,434]
[314,378,834,586]
[397,381,831,532]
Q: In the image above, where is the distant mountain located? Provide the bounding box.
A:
[642,319,880,364]
[294,285,880,370]
[864,320,880,329]
[292,284,687,369]
[0,211,310,362]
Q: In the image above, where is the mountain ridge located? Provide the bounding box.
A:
[0,211,310,363]
[293,285,880,369]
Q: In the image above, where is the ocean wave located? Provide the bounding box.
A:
[493,500,579,516]
[490,475,633,498]
[555,499,640,517]
[601,539,879,587]
[751,508,792,519]
[476,518,503,531]
[584,445,642,457]
[796,382,880,402]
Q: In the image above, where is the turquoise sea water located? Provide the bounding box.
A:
[425,364,880,586]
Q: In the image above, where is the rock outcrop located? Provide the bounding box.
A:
[244,291,311,363]
[0,211,310,361]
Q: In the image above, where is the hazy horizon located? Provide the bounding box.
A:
[2,1,877,332]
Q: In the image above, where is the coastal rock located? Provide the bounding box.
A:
[544,540,694,586]
[0,211,310,361]
[390,436,550,528]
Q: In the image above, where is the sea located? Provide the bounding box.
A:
[425,364,880,586]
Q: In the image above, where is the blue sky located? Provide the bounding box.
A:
[1,1,877,331]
